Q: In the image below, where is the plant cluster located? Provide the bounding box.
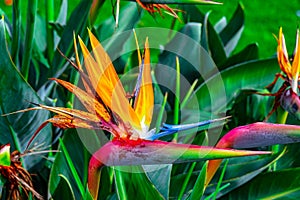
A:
[0,0,300,199]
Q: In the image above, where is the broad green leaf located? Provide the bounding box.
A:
[56,0,68,26]
[205,149,285,198]
[49,129,99,199]
[223,167,300,199]
[143,164,172,199]
[189,161,208,200]
[214,17,227,33]
[0,144,10,166]
[190,58,279,113]
[96,3,142,73]
[52,174,76,200]
[221,43,259,70]
[50,0,92,79]
[275,143,300,170]
[21,0,37,80]
[11,0,21,65]
[182,5,255,69]
[0,175,4,198]
[0,17,51,170]
[201,11,227,66]
[155,23,215,107]
[114,166,164,200]
[219,3,244,56]
[59,138,85,197]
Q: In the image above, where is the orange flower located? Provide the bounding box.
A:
[14,30,154,144]
[276,27,300,92]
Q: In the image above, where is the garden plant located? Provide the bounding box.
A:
[1,0,300,199]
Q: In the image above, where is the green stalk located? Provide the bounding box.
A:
[114,167,128,200]
[177,162,197,199]
[67,69,80,106]
[45,0,54,61]
[155,92,168,133]
[11,0,21,66]
[276,107,288,124]
[190,161,208,200]
[181,79,198,109]
[21,0,37,80]
[173,57,180,141]
[173,56,180,125]
[271,107,288,170]
[59,139,85,198]
[212,159,229,200]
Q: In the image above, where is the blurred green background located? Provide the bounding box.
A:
[0,0,299,58]
[199,0,300,58]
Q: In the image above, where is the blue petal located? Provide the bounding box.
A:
[147,117,229,141]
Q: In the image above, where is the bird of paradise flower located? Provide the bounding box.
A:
[6,30,276,199]
[258,28,300,120]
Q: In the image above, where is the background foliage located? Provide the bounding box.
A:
[0,0,300,199]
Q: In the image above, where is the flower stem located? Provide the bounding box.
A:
[11,0,21,66]
[21,0,37,80]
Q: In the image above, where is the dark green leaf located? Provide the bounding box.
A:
[156,23,213,106]
[219,3,244,56]
[223,167,300,199]
[52,174,75,200]
[114,166,164,200]
[49,129,100,199]
[50,0,92,79]
[96,3,142,73]
[143,164,172,199]
[205,150,285,198]
[221,43,259,70]
[201,11,227,66]
[190,161,208,200]
[0,17,51,170]
[190,58,279,113]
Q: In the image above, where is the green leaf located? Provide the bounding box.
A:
[219,3,244,57]
[0,144,10,166]
[50,0,92,79]
[0,17,51,170]
[178,162,197,199]
[114,166,164,200]
[59,138,85,197]
[201,11,227,66]
[205,147,285,198]
[143,164,172,199]
[221,43,259,70]
[56,0,68,26]
[223,167,300,199]
[212,159,229,200]
[21,0,37,80]
[156,22,214,107]
[52,174,76,200]
[0,175,5,197]
[96,2,142,73]
[49,128,103,199]
[191,58,279,113]
[190,161,208,200]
